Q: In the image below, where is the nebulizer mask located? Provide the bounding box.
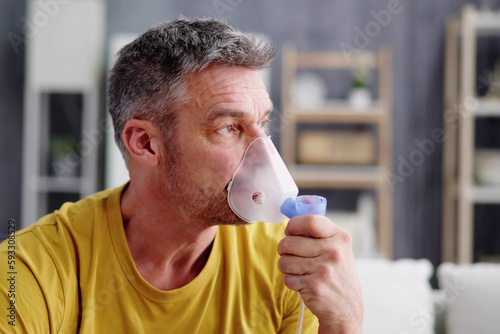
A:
[227,136,326,224]
[227,136,327,334]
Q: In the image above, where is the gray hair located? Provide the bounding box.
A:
[107,17,276,163]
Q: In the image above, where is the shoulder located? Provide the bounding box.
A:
[0,185,126,332]
[0,184,124,273]
[0,185,125,287]
[15,185,124,246]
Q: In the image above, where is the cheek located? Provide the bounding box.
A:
[204,149,244,183]
[226,158,243,180]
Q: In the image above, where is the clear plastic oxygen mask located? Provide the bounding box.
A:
[227,136,327,224]
[227,136,298,224]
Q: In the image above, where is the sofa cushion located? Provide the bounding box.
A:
[437,262,500,334]
[355,258,435,334]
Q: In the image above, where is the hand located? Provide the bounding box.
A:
[277,215,364,333]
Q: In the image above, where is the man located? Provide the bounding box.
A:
[1,18,363,333]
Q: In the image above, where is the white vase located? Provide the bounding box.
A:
[348,88,372,110]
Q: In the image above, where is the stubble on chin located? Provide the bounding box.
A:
[183,186,250,227]
[164,170,248,227]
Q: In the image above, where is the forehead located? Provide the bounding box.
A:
[183,65,273,119]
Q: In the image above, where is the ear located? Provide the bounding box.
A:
[122,119,162,168]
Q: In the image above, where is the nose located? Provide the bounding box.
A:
[245,123,268,148]
[242,135,274,169]
[235,123,270,169]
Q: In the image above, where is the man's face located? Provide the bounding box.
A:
[161,64,273,227]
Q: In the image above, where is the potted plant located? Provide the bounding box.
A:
[348,55,372,110]
[50,135,79,178]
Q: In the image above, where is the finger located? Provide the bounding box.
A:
[285,215,341,239]
[278,254,316,275]
[283,273,303,292]
[277,235,324,257]
[282,273,320,295]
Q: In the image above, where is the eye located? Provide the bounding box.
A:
[258,120,270,129]
[217,124,236,134]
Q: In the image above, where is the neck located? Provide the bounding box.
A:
[121,180,217,291]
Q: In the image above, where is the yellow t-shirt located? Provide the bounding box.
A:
[0,185,319,333]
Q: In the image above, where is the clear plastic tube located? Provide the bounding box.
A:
[296,293,305,334]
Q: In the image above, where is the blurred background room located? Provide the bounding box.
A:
[2,0,500,333]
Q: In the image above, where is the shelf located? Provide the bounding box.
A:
[292,51,378,69]
[288,101,384,124]
[442,5,500,263]
[471,185,500,204]
[289,165,383,189]
[475,11,500,35]
[474,98,500,117]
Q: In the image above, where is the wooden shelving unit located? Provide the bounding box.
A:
[442,5,500,263]
[280,46,393,258]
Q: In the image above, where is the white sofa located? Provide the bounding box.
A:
[355,258,500,334]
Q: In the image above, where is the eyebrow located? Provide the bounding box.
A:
[206,109,246,123]
[205,105,274,124]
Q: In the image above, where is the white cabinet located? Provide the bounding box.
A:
[21,0,105,228]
